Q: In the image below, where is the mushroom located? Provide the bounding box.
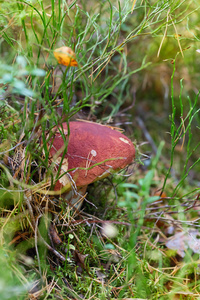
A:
[52,46,77,94]
[48,121,135,209]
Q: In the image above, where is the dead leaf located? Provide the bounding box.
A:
[49,224,62,245]
[73,249,88,270]
[53,46,78,67]
[54,157,70,187]
[166,230,200,257]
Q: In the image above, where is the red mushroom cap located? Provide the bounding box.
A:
[49,121,135,191]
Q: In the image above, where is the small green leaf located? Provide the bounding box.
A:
[146,196,160,204]
[104,243,115,250]
[30,68,46,76]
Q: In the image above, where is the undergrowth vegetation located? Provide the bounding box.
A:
[1,0,200,299]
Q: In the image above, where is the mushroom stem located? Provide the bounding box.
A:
[63,186,87,211]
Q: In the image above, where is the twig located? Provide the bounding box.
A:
[136,116,158,154]
[0,141,25,155]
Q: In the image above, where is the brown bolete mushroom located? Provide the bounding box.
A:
[48,121,135,209]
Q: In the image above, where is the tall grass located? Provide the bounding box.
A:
[162,58,200,196]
